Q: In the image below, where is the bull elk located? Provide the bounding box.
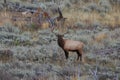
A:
[54,32,84,61]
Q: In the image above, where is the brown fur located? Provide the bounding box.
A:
[56,34,84,61]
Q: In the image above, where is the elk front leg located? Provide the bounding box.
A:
[64,50,69,59]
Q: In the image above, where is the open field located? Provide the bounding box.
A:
[0,0,120,80]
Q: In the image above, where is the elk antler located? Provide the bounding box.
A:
[58,7,63,19]
[57,7,67,21]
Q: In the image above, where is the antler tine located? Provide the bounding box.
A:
[58,7,63,18]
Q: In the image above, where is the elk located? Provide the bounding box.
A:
[50,7,84,61]
[55,34,84,61]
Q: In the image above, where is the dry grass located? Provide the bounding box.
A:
[41,22,50,29]
[0,1,119,80]
[94,33,108,42]
[0,1,120,33]
[0,11,28,29]
[0,11,12,26]
[0,10,50,30]
[0,9,120,31]
[63,10,120,28]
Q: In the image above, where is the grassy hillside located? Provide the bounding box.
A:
[0,0,120,80]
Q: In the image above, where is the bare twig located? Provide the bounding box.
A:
[89,68,98,80]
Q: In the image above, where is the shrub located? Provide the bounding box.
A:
[0,69,18,80]
[0,3,3,10]
[99,12,106,17]
[87,3,98,11]
[69,0,80,4]
[38,3,47,9]
[82,2,106,12]
[92,21,101,28]
[98,0,112,13]
[0,24,20,33]
[0,31,31,46]
[82,6,92,12]
[74,21,86,28]
[9,68,35,79]
[64,0,72,8]
[0,49,13,61]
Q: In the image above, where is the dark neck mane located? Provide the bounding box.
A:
[57,37,64,48]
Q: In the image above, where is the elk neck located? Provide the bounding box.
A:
[57,36,65,48]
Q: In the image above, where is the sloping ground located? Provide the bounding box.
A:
[0,24,119,80]
[0,0,120,80]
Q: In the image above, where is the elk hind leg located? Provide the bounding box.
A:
[79,50,83,61]
[76,50,80,61]
[77,50,83,61]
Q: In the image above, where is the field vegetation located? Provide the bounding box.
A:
[0,0,120,80]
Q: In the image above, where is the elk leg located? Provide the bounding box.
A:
[64,50,69,59]
[79,50,83,61]
[80,54,82,61]
[76,51,80,61]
